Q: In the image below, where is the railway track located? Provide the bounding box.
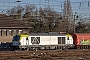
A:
[0,49,90,60]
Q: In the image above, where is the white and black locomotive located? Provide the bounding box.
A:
[11,32,74,50]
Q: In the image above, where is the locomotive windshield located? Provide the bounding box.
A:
[12,35,20,41]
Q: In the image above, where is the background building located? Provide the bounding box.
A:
[0,14,31,42]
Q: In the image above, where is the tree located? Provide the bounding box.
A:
[7,5,24,15]
[75,22,88,33]
[6,4,69,33]
[63,0,73,33]
[25,4,35,15]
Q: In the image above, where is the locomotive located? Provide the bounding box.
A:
[11,32,74,50]
[1,32,90,50]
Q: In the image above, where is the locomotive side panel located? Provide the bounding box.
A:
[50,36,67,45]
[39,36,51,45]
[50,36,57,45]
[29,36,51,45]
[29,36,62,45]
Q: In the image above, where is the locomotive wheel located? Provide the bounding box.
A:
[81,46,84,49]
[77,46,80,49]
[26,48,30,51]
[77,46,89,49]
[64,47,68,50]
[20,48,22,50]
[58,46,62,50]
[85,46,89,49]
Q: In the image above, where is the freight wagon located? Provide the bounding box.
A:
[72,33,90,49]
[11,32,74,50]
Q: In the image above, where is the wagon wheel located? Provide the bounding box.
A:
[77,46,80,49]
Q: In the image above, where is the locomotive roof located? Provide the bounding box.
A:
[30,32,66,36]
